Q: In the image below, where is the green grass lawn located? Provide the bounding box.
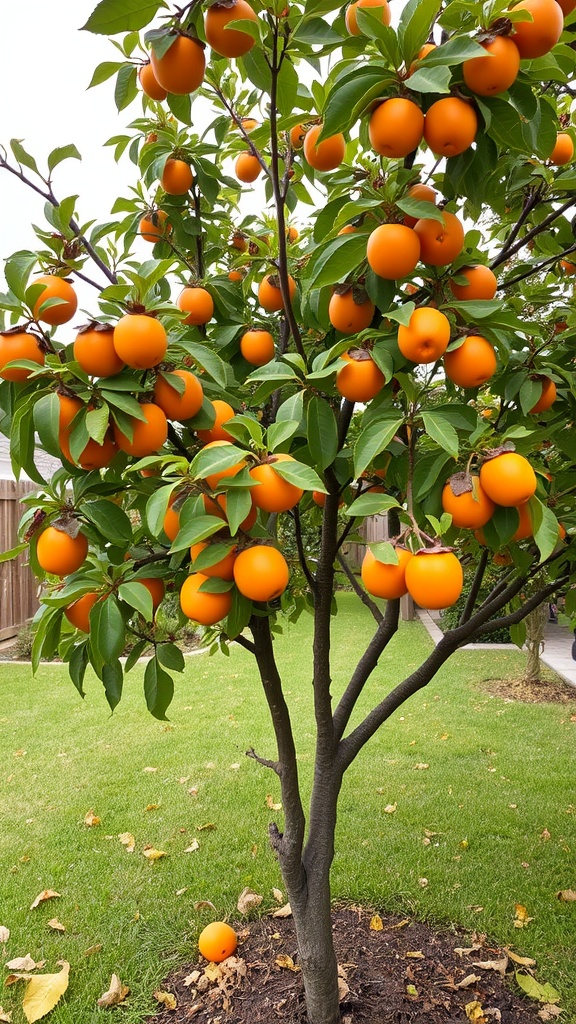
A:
[1,595,575,1022]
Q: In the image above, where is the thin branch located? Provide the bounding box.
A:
[458,547,489,626]
[231,633,256,655]
[290,505,318,593]
[474,577,569,637]
[495,185,544,263]
[500,243,576,290]
[246,746,279,773]
[336,550,383,624]
[491,197,576,270]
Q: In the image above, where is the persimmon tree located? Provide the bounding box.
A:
[1,0,576,1021]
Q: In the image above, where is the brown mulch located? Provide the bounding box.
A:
[147,907,554,1023]
[478,674,576,705]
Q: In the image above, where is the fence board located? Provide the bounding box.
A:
[0,479,39,639]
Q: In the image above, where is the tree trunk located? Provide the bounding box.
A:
[289,870,340,1024]
[524,602,547,683]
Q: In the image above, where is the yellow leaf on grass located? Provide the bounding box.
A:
[514,904,533,928]
[505,949,536,967]
[184,839,200,853]
[383,803,397,814]
[515,973,560,1004]
[83,945,102,957]
[266,794,282,811]
[275,954,299,972]
[97,973,130,1007]
[142,847,166,861]
[154,990,177,1009]
[47,920,65,933]
[22,960,70,1023]
[118,833,136,853]
[196,822,216,832]
[370,915,383,931]
[0,927,9,944]
[29,891,60,911]
[557,889,576,902]
[84,810,100,827]
[5,956,39,971]
[145,804,159,812]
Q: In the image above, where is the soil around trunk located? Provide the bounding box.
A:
[147,906,553,1023]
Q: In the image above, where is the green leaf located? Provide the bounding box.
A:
[118,582,154,621]
[307,397,338,472]
[85,403,111,445]
[344,492,401,517]
[484,506,520,548]
[146,484,178,538]
[68,643,89,697]
[272,459,326,493]
[157,642,185,672]
[354,418,404,478]
[87,61,125,88]
[267,419,299,450]
[398,0,442,65]
[406,64,452,93]
[31,606,62,674]
[509,620,527,650]
[515,973,560,1004]
[0,542,28,563]
[33,392,61,459]
[355,8,401,67]
[47,145,81,173]
[82,0,167,34]
[530,497,560,563]
[144,657,174,720]
[421,411,459,459]
[92,595,126,664]
[190,443,246,483]
[418,35,487,67]
[169,515,225,552]
[114,63,138,111]
[225,588,253,640]
[322,68,389,139]
[4,251,37,300]
[10,139,40,175]
[222,488,254,536]
[303,234,368,291]
[82,499,133,545]
[184,342,229,388]
[125,638,149,672]
[369,541,399,564]
[102,659,124,712]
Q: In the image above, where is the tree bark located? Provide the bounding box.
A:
[524,601,548,683]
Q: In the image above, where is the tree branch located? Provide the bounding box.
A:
[491,196,576,270]
[458,547,489,626]
[290,505,318,593]
[336,550,383,625]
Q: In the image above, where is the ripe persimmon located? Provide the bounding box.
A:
[511,0,564,59]
[150,34,206,95]
[361,547,413,600]
[197,399,235,443]
[258,273,296,312]
[113,402,168,457]
[180,573,232,625]
[240,328,275,365]
[177,286,214,326]
[138,61,168,100]
[345,0,391,35]
[414,210,465,266]
[366,223,420,280]
[449,264,497,301]
[202,440,246,490]
[462,36,521,96]
[137,576,165,612]
[235,151,262,183]
[198,922,237,963]
[424,97,478,157]
[113,314,167,369]
[512,502,533,541]
[163,504,181,542]
[228,269,245,282]
[335,350,386,401]
[444,335,497,388]
[328,289,375,334]
[441,475,495,529]
[204,0,258,58]
[560,259,576,275]
[286,226,299,243]
[368,98,424,158]
[397,307,451,364]
[154,369,204,421]
[303,125,346,171]
[191,541,237,580]
[550,132,574,166]
[58,393,82,433]
[64,592,99,632]
[231,231,248,252]
[0,330,45,381]
[36,525,89,577]
[290,124,307,148]
[202,492,258,532]
[479,451,537,507]
[530,376,557,413]
[74,324,125,378]
[161,158,194,195]
[74,433,118,471]
[32,275,77,326]
[139,210,171,243]
[233,544,290,601]
[403,182,437,227]
[404,550,464,609]
[249,454,304,513]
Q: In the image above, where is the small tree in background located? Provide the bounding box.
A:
[1,1,575,1020]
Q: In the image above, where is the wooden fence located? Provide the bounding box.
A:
[0,479,39,640]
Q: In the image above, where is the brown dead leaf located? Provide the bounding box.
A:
[184,839,200,853]
[455,974,482,989]
[183,970,201,987]
[83,945,102,957]
[540,829,551,841]
[275,954,299,972]
[505,948,536,967]
[389,918,410,930]
[557,889,576,901]
[338,976,350,1002]
[473,956,508,977]
[142,766,158,773]
[202,962,223,984]
[142,847,166,861]
[4,975,34,988]
[47,920,65,933]
[265,794,282,811]
[97,973,130,1007]
[153,990,177,1009]
[5,956,38,972]
[237,888,263,915]
[369,914,383,931]
[84,810,101,827]
[196,822,216,832]
[413,763,429,770]
[22,960,70,1023]
[145,804,159,812]
[0,1006,12,1022]
[405,951,425,959]
[272,888,284,904]
[193,901,216,912]
[118,832,136,853]
[0,928,9,945]
[465,1000,487,1022]
[29,891,60,911]
[514,903,534,928]
[538,1005,563,1020]
[271,903,292,918]
[383,803,397,814]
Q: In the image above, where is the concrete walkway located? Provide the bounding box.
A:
[417,610,576,689]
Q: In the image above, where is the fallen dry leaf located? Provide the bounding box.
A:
[418,878,429,888]
[265,794,282,811]
[338,976,350,1002]
[465,999,487,1022]
[383,803,397,814]
[271,903,292,918]
[0,927,10,944]
[557,889,576,902]
[153,990,177,1009]
[4,975,34,988]
[473,956,508,977]
[97,973,130,1007]
[29,891,60,911]
[455,974,482,989]
[83,945,102,957]
[184,839,200,853]
[84,810,100,827]
[0,1006,12,1022]
[145,804,159,812]
[183,970,201,987]
[505,949,536,967]
[46,919,65,933]
[142,766,158,773]
[118,832,135,853]
[142,847,166,861]
[196,822,216,832]
[369,914,383,931]
[275,954,299,972]
[515,972,560,1004]
[193,901,216,912]
[514,903,534,928]
[413,763,429,770]
[237,888,263,915]
[540,829,551,841]
[455,941,484,957]
[405,951,425,959]
[5,955,39,971]
[272,888,284,904]
[22,960,70,1023]
[389,918,410,930]
[538,1004,563,1020]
